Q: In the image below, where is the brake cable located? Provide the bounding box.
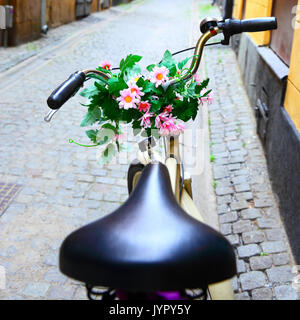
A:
[104,42,222,72]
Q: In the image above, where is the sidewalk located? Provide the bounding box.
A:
[203,1,299,300]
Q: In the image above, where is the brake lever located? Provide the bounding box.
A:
[44,109,58,122]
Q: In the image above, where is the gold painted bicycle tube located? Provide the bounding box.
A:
[82,69,111,80]
[169,27,221,85]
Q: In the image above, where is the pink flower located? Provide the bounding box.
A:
[163,104,173,113]
[127,80,144,100]
[138,101,151,113]
[172,120,185,135]
[100,60,112,70]
[158,115,185,136]
[193,73,201,84]
[200,89,213,104]
[155,112,169,129]
[139,111,154,128]
[117,88,139,110]
[115,132,126,142]
[150,66,169,87]
[159,118,175,136]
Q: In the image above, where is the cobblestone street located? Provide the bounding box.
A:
[0,0,299,300]
[204,3,299,300]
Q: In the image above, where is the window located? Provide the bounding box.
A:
[270,0,298,66]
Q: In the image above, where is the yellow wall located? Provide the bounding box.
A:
[244,0,273,45]
[233,0,244,19]
[284,1,300,131]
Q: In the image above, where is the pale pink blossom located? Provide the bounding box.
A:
[138,101,151,113]
[117,88,139,110]
[99,60,112,70]
[150,66,169,87]
[193,73,201,84]
[158,117,176,136]
[155,112,170,129]
[127,80,144,100]
[163,104,173,113]
[171,120,185,135]
[115,133,126,142]
[139,111,154,128]
[158,115,185,136]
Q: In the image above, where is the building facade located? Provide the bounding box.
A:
[226,0,300,262]
[0,0,132,46]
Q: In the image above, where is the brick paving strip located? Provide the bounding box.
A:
[203,2,299,300]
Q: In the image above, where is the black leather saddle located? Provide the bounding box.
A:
[59,162,236,291]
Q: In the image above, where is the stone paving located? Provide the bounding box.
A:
[0,4,136,73]
[0,0,199,300]
[204,3,299,300]
[0,0,299,301]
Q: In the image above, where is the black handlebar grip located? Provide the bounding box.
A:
[220,17,277,36]
[47,71,86,110]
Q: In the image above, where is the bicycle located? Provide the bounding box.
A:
[45,16,277,300]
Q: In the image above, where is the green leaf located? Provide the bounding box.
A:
[80,84,99,98]
[143,81,162,94]
[199,78,209,88]
[96,126,115,145]
[101,98,120,121]
[80,105,101,127]
[195,84,202,95]
[126,64,141,79]
[108,77,127,95]
[159,50,177,77]
[121,108,141,123]
[201,89,212,97]
[150,99,162,113]
[178,57,191,70]
[97,143,116,164]
[146,64,156,72]
[85,130,98,143]
[120,54,142,75]
[136,77,145,88]
[102,123,117,134]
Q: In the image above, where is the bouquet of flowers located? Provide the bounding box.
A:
[77,50,212,163]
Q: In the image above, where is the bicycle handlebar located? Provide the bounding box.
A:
[219,17,277,36]
[47,71,86,110]
[45,16,277,119]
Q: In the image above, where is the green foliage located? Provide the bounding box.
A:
[120,54,142,76]
[80,105,101,127]
[76,50,211,163]
[85,130,98,143]
[210,154,216,163]
[159,50,177,77]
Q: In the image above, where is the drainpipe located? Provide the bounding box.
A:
[223,0,233,19]
[3,0,8,46]
[41,0,48,34]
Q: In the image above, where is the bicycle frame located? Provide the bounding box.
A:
[133,135,235,300]
[45,24,235,299]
